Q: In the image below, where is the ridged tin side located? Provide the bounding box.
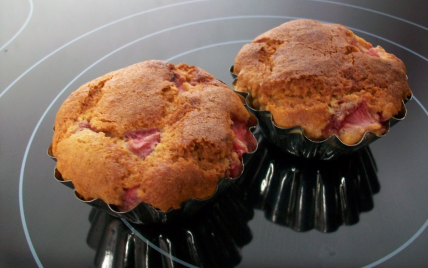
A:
[230,65,411,160]
[237,134,380,233]
[86,183,253,268]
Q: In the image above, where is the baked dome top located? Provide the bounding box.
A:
[52,60,256,211]
[233,19,411,145]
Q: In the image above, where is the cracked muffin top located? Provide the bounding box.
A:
[233,19,411,145]
[52,60,257,212]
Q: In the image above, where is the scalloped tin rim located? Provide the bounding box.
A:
[230,65,411,159]
[47,121,259,224]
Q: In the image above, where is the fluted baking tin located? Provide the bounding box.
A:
[230,66,411,160]
[47,120,258,224]
[237,134,380,233]
[86,183,253,268]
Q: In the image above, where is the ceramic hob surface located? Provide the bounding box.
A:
[1,1,428,267]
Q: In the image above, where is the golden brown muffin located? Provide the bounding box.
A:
[233,19,411,145]
[52,60,256,212]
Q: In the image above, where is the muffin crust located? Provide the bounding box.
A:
[52,60,256,211]
[233,19,411,144]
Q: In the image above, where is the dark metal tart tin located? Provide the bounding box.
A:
[47,119,258,224]
[86,184,254,268]
[237,131,380,233]
[230,65,411,160]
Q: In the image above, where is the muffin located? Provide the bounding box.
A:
[51,60,257,213]
[233,19,411,146]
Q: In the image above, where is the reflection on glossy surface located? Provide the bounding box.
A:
[238,130,380,232]
[87,184,254,268]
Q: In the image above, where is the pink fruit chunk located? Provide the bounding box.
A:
[120,186,140,211]
[79,122,91,129]
[231,118,257,157]
[125,128,161,158]
[227,118,256,178]
[349,38,380,58]
[366,48,380,58]
[341,103,381,129]
[78,121,99,132]
[228,153,243,179]
[171,73,188,92]
[323,102,385,144]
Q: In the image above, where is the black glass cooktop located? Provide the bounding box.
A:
[1,0,428,267]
